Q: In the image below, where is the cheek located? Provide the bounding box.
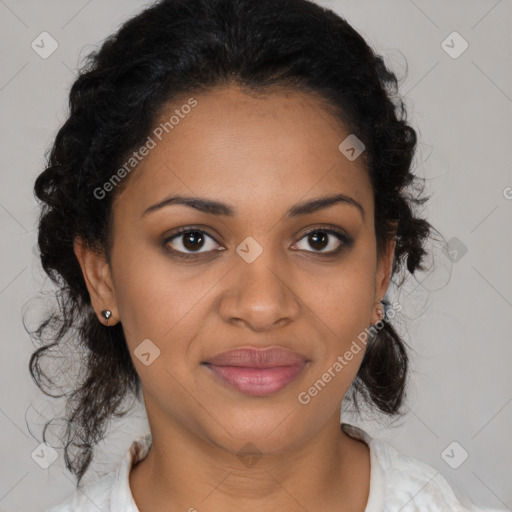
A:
[110,238,217,355]
[301,248,377,398]
[296,266,375,411]
[309,249,377,339]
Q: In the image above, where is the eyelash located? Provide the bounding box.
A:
[163,224,354,261]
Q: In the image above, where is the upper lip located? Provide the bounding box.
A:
[204,347,308,368]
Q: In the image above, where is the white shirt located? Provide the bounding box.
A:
[46,423,503,511]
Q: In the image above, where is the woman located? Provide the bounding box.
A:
[30,0,501,510]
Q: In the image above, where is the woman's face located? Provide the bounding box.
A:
[79,84,394,455]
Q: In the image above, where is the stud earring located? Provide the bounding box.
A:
[375,301,384,321]
[101,310,112,325]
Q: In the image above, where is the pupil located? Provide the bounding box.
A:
[310,231,327,250]
[183,231,204,251]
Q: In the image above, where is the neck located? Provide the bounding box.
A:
[129,410,370,512]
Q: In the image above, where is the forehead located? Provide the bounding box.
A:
[113,84,373,220]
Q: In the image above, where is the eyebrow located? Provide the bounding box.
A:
[141,193,365,220]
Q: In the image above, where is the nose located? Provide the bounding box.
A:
[218,247,301,332]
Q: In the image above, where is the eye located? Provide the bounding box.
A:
[163,227,222,259]
[293,226,353,255]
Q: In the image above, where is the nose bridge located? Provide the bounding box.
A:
[219,235,300,330]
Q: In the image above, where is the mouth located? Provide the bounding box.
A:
[202,347,309,396]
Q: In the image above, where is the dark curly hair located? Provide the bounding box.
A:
[29,0,432,484]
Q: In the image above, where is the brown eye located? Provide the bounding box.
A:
[181,231,206,251]
[306,231,329,251]
[164,228,220,257]
[294,227,353,254]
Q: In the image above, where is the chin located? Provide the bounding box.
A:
[199,405,312,455]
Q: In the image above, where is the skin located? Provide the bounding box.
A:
[74,84,396,512]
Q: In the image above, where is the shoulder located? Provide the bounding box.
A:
[45,432,152,512]
[342,423,497,512]
[371,436,471,511]
[45,472,114,512]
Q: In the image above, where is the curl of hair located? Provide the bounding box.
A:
[29,0,432,483]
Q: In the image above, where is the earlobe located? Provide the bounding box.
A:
[73,236,119,325]
[372,235,397,324]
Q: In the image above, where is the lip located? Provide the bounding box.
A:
[203,347,309,396]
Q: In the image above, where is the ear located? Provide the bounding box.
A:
[373,229,397,324]
[73,236,119,325]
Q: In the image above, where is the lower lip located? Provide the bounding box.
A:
[204,363,307,396]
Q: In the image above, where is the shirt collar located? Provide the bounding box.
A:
[109,432,152,511]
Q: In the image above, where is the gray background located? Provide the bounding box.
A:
[0,0,511,510]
